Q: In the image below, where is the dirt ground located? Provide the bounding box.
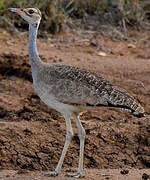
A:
[0,28,150,179]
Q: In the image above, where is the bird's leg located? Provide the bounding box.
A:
[66,113,85,178]
[44,113,73,177]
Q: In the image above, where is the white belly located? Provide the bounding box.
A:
[39,92,78,115]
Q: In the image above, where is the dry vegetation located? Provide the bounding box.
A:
[0,0,149,34]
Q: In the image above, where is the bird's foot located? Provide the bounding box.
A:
[65,172,82,178]
[44,171,59,177]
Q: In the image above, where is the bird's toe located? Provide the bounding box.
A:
[65,172,82,178]
[44,171,59,177]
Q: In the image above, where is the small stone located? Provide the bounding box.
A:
[3,51,10,55]
[120,169,129,175]
[97,51,107,57]
[90,39,99,47]
[127,43,136,48]
[142,173,150,180]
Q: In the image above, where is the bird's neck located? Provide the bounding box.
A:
[29,22,41,66]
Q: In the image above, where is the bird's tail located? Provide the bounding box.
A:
[107,88,145,117]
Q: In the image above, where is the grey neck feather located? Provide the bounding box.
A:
[29,22,41,65]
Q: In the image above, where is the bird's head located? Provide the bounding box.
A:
[8,8,41,25]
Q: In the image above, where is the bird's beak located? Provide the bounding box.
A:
[8,8,23,14]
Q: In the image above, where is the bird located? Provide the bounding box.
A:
[8,7,145,178]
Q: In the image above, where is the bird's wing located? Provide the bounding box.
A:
[39,63,112,106]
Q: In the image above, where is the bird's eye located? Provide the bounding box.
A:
[28,9,34,14]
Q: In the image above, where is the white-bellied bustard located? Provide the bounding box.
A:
[8,7,145,178]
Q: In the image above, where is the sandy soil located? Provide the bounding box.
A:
[0,29,150,179]
[0,169,150,180]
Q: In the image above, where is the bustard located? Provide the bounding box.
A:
[8,8,145,178]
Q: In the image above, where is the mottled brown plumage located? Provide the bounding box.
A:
[36,63,144,116]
